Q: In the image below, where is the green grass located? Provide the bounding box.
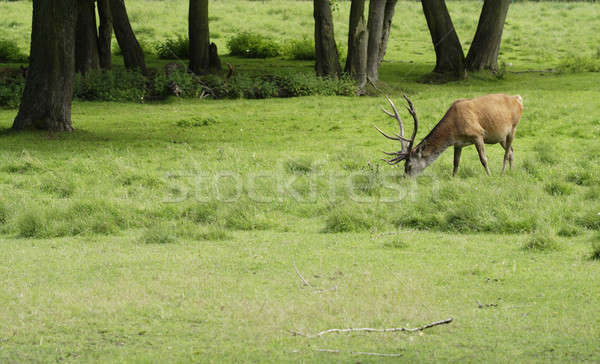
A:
[1,0,600,362]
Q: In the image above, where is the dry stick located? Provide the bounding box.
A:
[292,318,453,338]
[314,348,402,357]
[292,260,337,293]
[292,259,312,287]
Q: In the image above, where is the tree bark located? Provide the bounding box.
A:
[189,0,220,74]
[377,0,398,66]
[13,0,78,132]
[346,14,368,88]
[421,0,465,79]
[314,0,341,78]
[75,0,100,74]
[345,0,366,74]
[366,0,386,81]
[97,0,113,70]
[110,0,146,72]
[465,0,510,72]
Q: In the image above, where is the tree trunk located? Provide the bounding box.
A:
[366,0,386,81]
[189,0,220,74]
[110,0,146,72]
[314,0,341,78]
[345,0,366,74]
[75,0,100,74]
[377,0,397,66]
[421,0,465,79]
[97,0,113,70]
[466,0,510,72]
[13,0,78,132]
[346,15,368,89]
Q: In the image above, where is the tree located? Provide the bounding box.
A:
[466,0,510,72]
[110,0,146,72]
[189,0,221,74]
[314,0,341,78]
[366,0,386,81]
[97,0,113,70]
[75,0,100,74]
[345,0,368,87]
[421,0,465,79]
[377,0,398,67]
[347,0,397,84]
[13,0,78,131]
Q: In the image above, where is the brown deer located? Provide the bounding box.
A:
[374,91,523,177]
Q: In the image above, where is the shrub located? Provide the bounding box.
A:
[285,38,315,60]
[323,204,376,233]
[74,69,147,102]
[591,234,600,260]
[0,39,26,62]
[17,210,47,238]
[382,236,409,249]
[155,36,190,59]
[227,32,280,58]
[0,76,24,109]
[140,224,177,244]
[522,232,560,252]
[201,226,232,241]
[0,201,8,225]
[544,181,572,196]
[556,55,600,73]
[182,202,218,224]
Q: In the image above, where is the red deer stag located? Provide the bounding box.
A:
[374,92,523,176]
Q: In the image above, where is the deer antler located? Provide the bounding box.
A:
[369,79,419,163]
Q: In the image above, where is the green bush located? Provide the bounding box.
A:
[74,69,147,102]
[155,36,190,59]
[227,32,280,58]
[0,76,24,109]
[17,210,47,238]
[556,55,600,73]
[522,232,560,252]
[591,234,600,260]
[140,224,177,244]
[0,39,26,62]
[285,38,315,60]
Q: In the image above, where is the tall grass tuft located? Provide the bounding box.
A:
[590,234,600,260]
[522,232,560,252]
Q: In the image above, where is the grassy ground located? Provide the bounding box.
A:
[1,1,600,363]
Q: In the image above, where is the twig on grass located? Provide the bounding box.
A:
[291,318,453,338]
[292,259,312,287]
[292,259,338,293]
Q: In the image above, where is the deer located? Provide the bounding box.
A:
[373,89,523,177]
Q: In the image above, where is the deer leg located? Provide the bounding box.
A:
[453,146,462,177]
[501,131,515,175]
[474,138,491,176]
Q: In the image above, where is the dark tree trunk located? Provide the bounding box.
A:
[314,0,341,78]
[97,0,113,70]
[466,0,510,72]
[377,0,398,66]
[345,0,366,73]
[13,0,78,132]
[189,0,220,74]
[109,0,146,72]
[346,14,368,88]
[421,0,465,79]
[366,0,386,81]
[75,0,100,74]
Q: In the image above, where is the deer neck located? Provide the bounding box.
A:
[412,125,454,168]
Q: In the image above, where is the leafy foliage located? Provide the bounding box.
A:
[227,32,280,58]
[0,39,26,62]
[155,36,190,59]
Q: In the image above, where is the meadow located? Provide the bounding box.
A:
[1,0,600,362]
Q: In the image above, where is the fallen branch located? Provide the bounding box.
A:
[314,348,402,357]
[291,318,453,338]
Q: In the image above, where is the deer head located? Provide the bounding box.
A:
[373,92,422,176]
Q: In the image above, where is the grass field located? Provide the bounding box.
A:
[1,0,600,362]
